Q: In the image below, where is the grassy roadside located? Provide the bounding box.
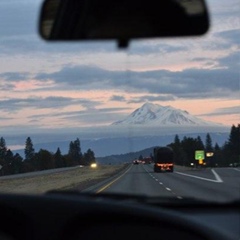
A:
[0,164,128,194]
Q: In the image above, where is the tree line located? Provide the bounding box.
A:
[168,124,240,167]
[0,124,239,175]
[0,137,96,176]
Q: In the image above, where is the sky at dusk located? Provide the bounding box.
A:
[0,0,239,136]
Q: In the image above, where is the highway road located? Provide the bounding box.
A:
[87,164,240,202]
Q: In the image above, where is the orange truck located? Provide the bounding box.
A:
[153,147,174,172]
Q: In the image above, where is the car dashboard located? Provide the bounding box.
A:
[0,192,239,240]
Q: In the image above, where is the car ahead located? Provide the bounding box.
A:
[0,0,239,240]
[153,147,174,172]
[142,157,152,164]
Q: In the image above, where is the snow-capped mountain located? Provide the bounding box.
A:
[111,102,222,126]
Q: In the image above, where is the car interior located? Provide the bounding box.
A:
[0,0,239,240]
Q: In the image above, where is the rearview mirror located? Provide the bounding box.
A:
[39,0,210,48]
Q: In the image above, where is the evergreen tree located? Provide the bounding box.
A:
[54,147,64,168]
[196,136,205,150]
[0,137,7,159]
[12,153,23,174]
[181,136,204,166]
[205,133,213,166]
[174,134,181,146]
[0,137,6,147]
[5,149,14,175]
[68,141,74,155]
[212,143,223,167]
[214,143,220,151]
[205,133,213,152]
[68,138,82,166]
[0,137,10,175]
[35,149,54,170]
[83,149,96,166]
[228,124,240,155]
[24,137,35,161]
[224,124,240,164]
[168,134,184,165]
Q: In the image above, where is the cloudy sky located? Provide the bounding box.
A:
[0,0,239,136]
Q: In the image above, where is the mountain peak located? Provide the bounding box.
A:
[111,102,221,126]
[142,102,159,109]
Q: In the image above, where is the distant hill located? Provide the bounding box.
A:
[96,146,156,165]
[13,132,229,158]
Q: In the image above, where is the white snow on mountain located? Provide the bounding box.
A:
[111,102,222,126]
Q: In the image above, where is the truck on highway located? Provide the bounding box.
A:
[153,147,174,172]
[142,157,152,164]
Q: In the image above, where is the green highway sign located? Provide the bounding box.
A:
[195,150,205,160]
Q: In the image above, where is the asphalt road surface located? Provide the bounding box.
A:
[87,164,240,202]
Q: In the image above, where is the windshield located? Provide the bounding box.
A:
[0,0,239,203]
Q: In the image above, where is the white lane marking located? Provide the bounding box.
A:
[211,169,223,182]
[234,168,240,172]
[175,169,223,183]
[143,165,183,199]
[143,165,176,196]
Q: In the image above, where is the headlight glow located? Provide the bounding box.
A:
[90,163,97,168]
